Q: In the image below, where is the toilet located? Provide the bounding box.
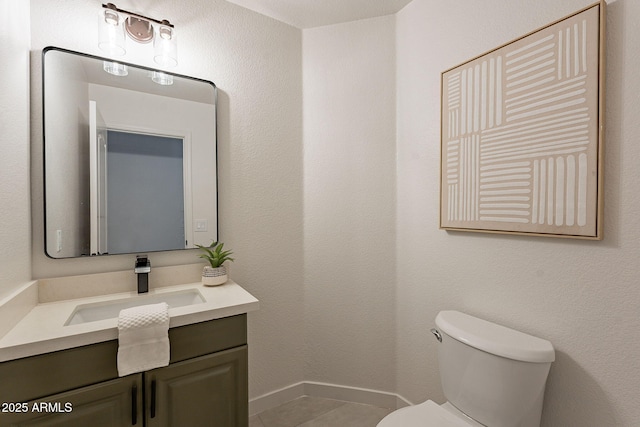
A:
[378,310,555,427]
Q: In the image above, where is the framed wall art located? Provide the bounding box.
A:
[440,1,605,239]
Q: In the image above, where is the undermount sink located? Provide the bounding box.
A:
[65,289,205,326]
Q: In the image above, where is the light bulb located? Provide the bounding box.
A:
[151,71,173,85]
[103,61,128,76]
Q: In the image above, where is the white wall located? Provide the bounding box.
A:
[303,16,397,393]
[29,0,304,401]
[0,1,31,300]
[11,0,640,423]
[396,0,640,425]
[43,56,90,258]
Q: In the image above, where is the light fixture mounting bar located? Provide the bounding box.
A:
[101,3,174,28]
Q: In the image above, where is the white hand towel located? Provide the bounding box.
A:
[117,302,170,377]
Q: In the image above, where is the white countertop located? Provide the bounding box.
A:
[0,280,259,362]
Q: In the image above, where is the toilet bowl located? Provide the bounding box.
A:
[378,400,483,427]
[378,311,555,427]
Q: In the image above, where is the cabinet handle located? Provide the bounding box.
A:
[131,384,138,425]
[150,379,157,418]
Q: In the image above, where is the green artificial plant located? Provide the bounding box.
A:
[196,241,234,268]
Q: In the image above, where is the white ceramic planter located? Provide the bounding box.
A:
[202,266,228,286]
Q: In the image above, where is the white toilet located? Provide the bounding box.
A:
[378,310,555,427]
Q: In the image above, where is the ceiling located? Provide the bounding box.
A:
[224,0,413,29]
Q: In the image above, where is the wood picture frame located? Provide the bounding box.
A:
[440,1,605,239]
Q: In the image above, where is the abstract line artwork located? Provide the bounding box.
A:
[440,1,604,239]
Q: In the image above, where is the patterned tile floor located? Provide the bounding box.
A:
[250,396,393,427]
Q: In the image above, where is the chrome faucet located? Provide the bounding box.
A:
[134,255,151,293]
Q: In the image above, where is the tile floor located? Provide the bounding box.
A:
[250,396,394,427]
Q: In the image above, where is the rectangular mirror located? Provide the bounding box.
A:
[43,47,218,258]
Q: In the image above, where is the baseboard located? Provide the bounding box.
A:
[249,382,306,415]
[249,381,412,416]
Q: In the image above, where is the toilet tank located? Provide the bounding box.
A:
[434,311,555,427]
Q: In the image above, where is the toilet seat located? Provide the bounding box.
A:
[377,400,473,427]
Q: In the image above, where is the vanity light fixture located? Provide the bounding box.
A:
[98,3,177,68]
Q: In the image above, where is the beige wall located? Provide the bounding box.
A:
[0,0,31,301]
[302,16,397,392]
[29,0,304,400]
[43,56,90,258]
[396,0,640,425]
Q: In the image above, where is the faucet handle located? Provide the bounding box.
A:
[135,255,151,273]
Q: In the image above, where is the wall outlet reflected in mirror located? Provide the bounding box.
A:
[194,220,208,232]
[56,229,62,253]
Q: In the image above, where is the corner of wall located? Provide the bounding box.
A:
[0,0,32,300]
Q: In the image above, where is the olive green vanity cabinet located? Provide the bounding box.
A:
[0,314,248,427]
[0,375,143,426]
[147,346,247,427]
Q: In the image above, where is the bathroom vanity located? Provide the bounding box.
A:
[0,45,256,425]
[0,272,258,427]
[0,315,247,426]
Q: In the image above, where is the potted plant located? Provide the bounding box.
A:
[196,241,234,286]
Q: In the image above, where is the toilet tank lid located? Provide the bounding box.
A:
[435,311,555,363]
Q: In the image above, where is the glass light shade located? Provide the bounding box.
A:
[153,25,177,67]
[103,61,128,76]
[98,8,126,56]
[151,71,173,85]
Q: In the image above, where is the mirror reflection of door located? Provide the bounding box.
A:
[89,100,106,255]
[89,100,192,255]
[104,130,186,254]
[97,125,108,254]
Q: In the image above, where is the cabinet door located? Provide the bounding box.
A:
[147,345,248,427]
[0,375,143,427]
